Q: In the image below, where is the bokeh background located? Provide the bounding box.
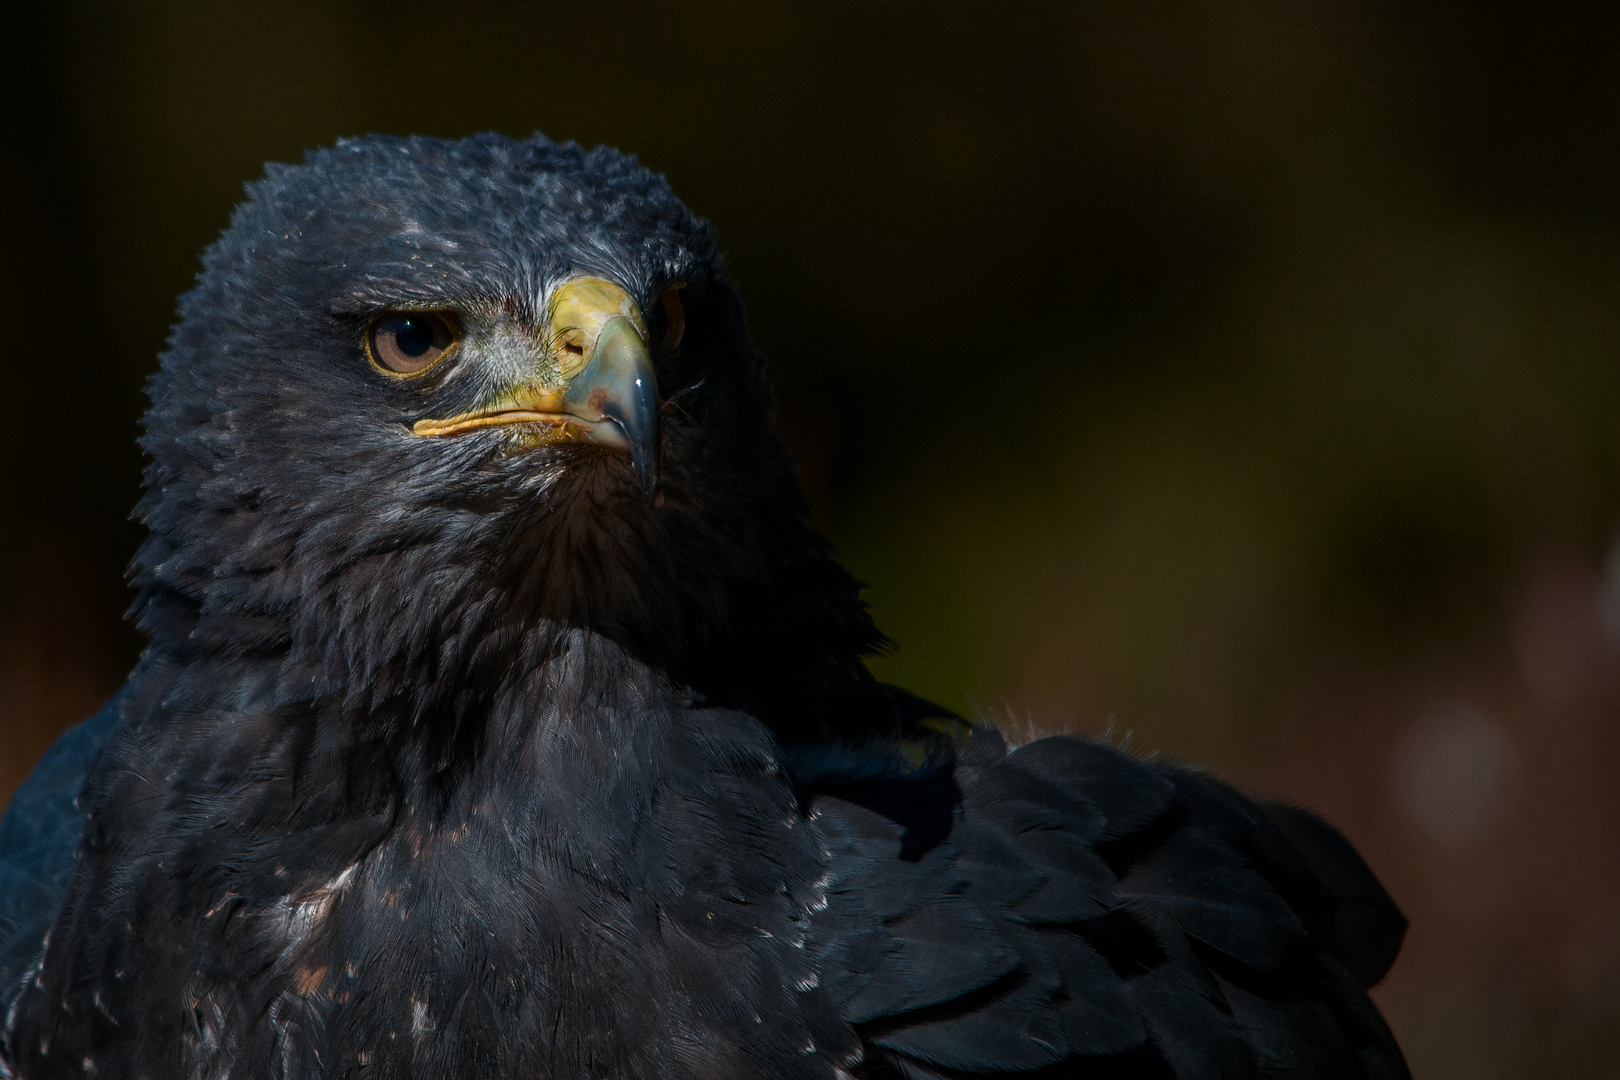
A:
[4,2,1619,1075]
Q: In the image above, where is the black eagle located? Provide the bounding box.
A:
[0,134,1407,1080]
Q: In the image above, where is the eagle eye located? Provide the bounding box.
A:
[659,287,685,349]
[368,311,459,375]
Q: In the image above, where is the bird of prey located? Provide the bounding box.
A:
[0,134,1407,1080]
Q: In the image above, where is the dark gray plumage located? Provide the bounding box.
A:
[0,133,1407,1080]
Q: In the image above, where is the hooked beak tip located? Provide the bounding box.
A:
[578,319,661,502]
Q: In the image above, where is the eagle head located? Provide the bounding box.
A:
[134,133,883,733]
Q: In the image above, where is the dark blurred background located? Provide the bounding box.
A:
[3,2,1619,1075]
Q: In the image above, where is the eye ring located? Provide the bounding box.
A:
[366,310,461,376]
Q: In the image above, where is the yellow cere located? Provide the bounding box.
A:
[547,278,647,382]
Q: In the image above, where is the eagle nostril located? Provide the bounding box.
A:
[552,326,588,375]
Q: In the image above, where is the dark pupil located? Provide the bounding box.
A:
[393,317,435,357]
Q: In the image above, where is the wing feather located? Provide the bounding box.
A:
[808,727,1408,1079]
[0,698,121,1019]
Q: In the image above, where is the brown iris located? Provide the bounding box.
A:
[367,311,459,374]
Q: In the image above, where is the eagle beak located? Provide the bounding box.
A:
[411,278,662,504]
[561,314,661,500]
